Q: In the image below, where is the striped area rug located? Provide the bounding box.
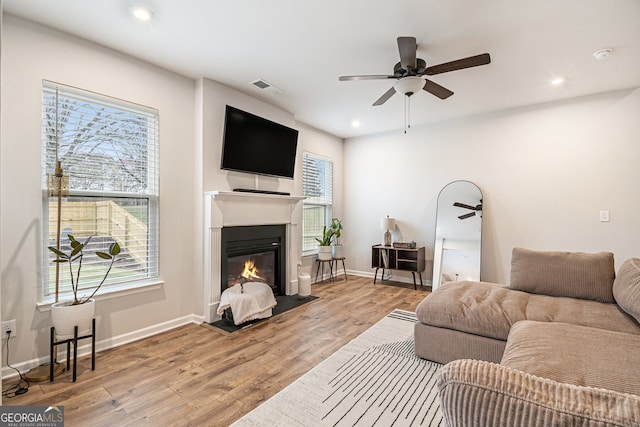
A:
[233,310,443,426]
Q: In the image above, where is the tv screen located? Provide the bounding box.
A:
[221,105,299,179]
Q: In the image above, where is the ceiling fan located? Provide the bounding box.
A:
[453,201,483,220]
[339,36,491,106]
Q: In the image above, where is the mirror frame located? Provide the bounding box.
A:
[432,180,483,290]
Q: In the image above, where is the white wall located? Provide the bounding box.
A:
[344,88,640,284]
[0,14,345,371]
[196,77,344,287]
[295,123,344,278]
[200,78,298,195]
[1,15,197,367]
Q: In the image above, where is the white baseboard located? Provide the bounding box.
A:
[2,314,204,380]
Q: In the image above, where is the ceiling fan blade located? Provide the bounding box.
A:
[458,212,476,220]
[372,87,396,106]
[423,79,454,99]
[339,74,396,81]
[425,53,491,76]
[453,202,476,210]
[397,36,417,71]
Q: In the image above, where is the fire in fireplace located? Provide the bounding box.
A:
[240,259,265,282]
[221,224,286,295]
[226,252,274,288]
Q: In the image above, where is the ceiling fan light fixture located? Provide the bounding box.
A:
[393,77,425,96]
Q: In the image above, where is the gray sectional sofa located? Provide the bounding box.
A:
[414,248,640,426]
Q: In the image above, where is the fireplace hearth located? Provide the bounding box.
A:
[221,225,286,295]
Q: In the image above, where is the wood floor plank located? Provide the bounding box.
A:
[5,276,429,426]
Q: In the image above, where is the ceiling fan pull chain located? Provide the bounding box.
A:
[408,95,412,130]
[404,95,408,133]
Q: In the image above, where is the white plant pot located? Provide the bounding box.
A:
[332,245,344,259]
[51,298,95,340]
[317,246,333,261]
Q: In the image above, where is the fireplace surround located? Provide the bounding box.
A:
[204,191,304,323]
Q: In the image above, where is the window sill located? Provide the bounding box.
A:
[302,250,318,258]
[36,278,165,312]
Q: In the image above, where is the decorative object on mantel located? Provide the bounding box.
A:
[330,217,344,259]
[380,215,395,246]
[315,225,335,260]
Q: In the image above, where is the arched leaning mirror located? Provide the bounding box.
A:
[432,180,483,290]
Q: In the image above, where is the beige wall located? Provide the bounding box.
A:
[1,15,197,368]
[0,14,344,373]
[344,88,640,284]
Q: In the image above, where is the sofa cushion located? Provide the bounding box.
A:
[509,247,615,303]
[501,320,640,395]
[415,281,640,341]
[613,258,640,323]
[438,359,640,427]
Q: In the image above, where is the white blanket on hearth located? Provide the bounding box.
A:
[217,282,277,325]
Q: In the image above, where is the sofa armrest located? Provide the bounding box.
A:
[437,359,640,427]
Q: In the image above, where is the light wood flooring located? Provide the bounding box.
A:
[5,275,430,426]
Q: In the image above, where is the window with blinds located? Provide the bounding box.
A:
[42,82,159,301]
[302,152,333,252]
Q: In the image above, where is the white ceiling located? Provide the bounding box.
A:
[4,0,640,139]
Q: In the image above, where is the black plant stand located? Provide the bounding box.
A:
[315,259,334,283]
[50,318,96,382]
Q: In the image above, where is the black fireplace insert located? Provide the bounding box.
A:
[220,224,286,295]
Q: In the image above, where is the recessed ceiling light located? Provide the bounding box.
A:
[351,120,361,128]
[550,77,565,86]
[131,6,154,21]
[593,48,613,60]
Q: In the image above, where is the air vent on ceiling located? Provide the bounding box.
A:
[249,79,283,94]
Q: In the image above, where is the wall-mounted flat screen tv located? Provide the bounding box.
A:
[221,105,299,179]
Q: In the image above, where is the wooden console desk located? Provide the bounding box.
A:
[371,245,425,289]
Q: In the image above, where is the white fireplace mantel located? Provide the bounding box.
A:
[203,191,304,322]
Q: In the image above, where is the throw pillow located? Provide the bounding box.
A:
[509,247,615,303]
[613,258,640,323]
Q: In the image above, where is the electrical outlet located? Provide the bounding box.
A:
[2,319,17,338]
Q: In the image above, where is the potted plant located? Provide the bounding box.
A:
[48,234,121,339]
[315,225,334,261]
[330,217,344,258]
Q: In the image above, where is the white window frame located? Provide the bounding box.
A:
[302,152,333,254]
[41,81,160,303]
